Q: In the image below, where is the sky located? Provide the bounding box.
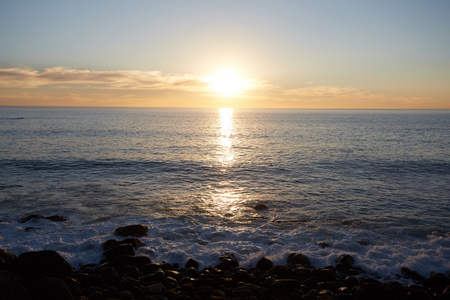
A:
[1,0,449,109]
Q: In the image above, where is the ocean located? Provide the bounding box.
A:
[0,106,449,281]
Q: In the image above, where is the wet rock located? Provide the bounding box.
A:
[103,244,135,261]
[102,238,145,251]
[287,253,311,265]
[253,204,269,210]
[401,267,425,282]
[117,290,134,300]
[423,273,450,292]
[24,227,40,231]
[232,269,258,284]
[270,264,293,278]
[336,254,355,271]
[16,250,73,280]
[114,224,149,237]
[256,257,274,271]
[185,258,199,270]
[352,283,380,300]
[319,242,331,248]
[30,276,74,300]
[184,267,200,278]
[20,214,67,223]
[0,248,17,271]
[0,270,29,300]
[111,255,151,270]
[216,258,239,271]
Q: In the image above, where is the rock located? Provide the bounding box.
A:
[24,227,41,231]
[16,250,73,280]
[256,257,274,270]
[319,242,331,248]
[287,253,311,265]
[0,248,17,271]
[253,204,269,210]
[185,258,199,270]
[20,214,67,223]
[424,273,450,292]
[111,255,151,270]
[102,238,144,251]
[103,244,135,261]
[114,224,149,237]
[336,254,355,270]
[216,258,239,271]
[30,276,74,300]
[352,283,380,300]
[0,270,29,300]
[401,267,425,282]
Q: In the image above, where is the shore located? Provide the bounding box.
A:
[1,224,449,300]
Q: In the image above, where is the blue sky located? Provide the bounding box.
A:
[1,0,449,108]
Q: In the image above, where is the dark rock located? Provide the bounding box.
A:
[379,282,407,300]
[16,250,73,280]
[401,267,425,282]
[352,283,380,300]
[254,204,269,210]
[103,244,135,261]
[287,253,311,265]
[336,254,354,269]
[30,276,74,300]
[270,264,293,278]
[312,268,336,282]
[102,238,144,251]
[256,257,274,271]
[0,270,29,300]
[319,242,331,248]
[24,227,40,231]
[20,214,67,223]
[118,276,140,290]
[111,255,151,270]
[232,269,258,284]
[185,258,199,270]
[117,290,134,300]
[423,273,450,292]
[216,258,239,271]
[0,248,17,271]
[184,267,200,278]
[114,224,149,237]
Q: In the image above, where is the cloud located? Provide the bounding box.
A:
[0,67,208,91]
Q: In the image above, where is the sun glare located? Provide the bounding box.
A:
[206,71,249,96]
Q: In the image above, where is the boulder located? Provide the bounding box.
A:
[102,237,145,251]
[0,270,29,300]
[29,276,73,300]
[256,257,274,271]
[114,224,149,237]
[0,248,18,271]
[103,244,135,261]
[16,250,73,280]
[336,254,355,269]
[185,258,199,270]
[287,253,311,265]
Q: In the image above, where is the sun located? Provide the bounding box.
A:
[206,70,250,96]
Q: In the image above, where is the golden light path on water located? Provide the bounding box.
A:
[206,108,249,221]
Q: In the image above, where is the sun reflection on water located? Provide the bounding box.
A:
[217,107,235,168]
[207,108,246,221]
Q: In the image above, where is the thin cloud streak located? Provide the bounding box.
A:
[0,67,208,91]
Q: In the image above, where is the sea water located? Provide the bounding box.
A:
[0,107,449,281]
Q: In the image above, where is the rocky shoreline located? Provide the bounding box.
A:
[1,224,450,300]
